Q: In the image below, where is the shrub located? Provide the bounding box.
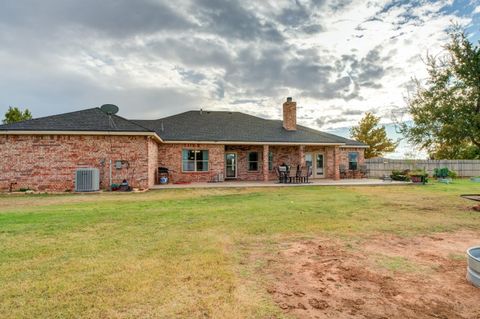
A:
[447,170,457,178]
[433,167,457,179]
[409,169,428,177]
[391,170,410,181]
[409,169,429,184]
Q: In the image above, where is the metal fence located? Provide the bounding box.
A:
[365,158,480,178]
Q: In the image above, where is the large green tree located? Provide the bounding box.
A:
[2,107,32,124]
[350,112,397,159]
[401,26,480,159]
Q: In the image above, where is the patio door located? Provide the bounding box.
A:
[315,153,325,178]
[305,153,313,173]
[225,152,237,178]
[305,152,325,178]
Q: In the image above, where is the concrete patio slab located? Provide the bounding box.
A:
[150,179,410,189]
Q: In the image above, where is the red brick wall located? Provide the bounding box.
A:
[157,143,224,183]
[225,145,265,181]
[0,135,155,192]
[147,138,159,187]
[340,147,365,169]
[0,135,366,191]
[267,145,302,180]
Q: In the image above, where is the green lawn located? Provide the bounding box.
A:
[1,181,480,318]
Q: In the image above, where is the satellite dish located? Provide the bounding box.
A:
[100,104,119,115]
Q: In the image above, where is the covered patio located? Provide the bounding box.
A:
[223,144,340,182]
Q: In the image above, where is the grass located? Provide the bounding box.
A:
[1,180,480,318]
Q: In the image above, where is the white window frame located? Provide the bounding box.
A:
[182,149,209,172]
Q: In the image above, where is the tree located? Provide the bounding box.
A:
[2,107,32,124]
[401,26,480,159]
[350,112,397,159]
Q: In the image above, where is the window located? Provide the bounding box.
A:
[348,152,358,170]
[182,150,209,172]
[268,151,274,171]
[248,152,259,171]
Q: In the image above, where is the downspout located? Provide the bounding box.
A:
[109,159,112,191]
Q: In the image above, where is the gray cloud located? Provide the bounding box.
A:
[275,1,327,34]
[315,116,348,128]
[341,109,364,116]
[301,24,326,34]
[148,37,233,68]
[175,67,207,84]
[196,0,283,42]
[0,55,200,119]
[0,0,471,136]
[338,46,395,90]
[231,99,262,105]
[0,0,194,39]
[277,1,311,27]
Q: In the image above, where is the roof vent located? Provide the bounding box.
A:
[100,104,119,115]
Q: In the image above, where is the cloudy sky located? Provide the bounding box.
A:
[1,0,479,157]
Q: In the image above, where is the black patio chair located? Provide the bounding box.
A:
[287,165,295,183]
[277,166,288,183]
[302,165,313,183]
[295,165,302,183]
[282,165,296,184]
[275,166,283,183]
[359,164,369,178]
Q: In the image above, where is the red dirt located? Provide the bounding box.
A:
[266,231,480,318]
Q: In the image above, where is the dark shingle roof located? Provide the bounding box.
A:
[133,111,365,146]
[0,108,365,146]
[0,108,151,132]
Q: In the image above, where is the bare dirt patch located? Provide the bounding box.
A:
[266,231,480,318]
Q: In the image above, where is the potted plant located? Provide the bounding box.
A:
[390,169,410,181]
[409,169,428,184]
[433,167,456,184]
[433,167,456,179]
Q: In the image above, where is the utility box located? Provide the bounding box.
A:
[75,168,100,192]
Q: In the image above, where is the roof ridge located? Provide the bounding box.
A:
[133,110,269,122]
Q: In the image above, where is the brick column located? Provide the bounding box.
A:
[334,146,340,180]
[298,145,305,168]
[263,144,269,181]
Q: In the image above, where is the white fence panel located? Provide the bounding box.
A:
[365,159,480,178]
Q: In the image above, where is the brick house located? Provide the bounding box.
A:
[0,98,367,191]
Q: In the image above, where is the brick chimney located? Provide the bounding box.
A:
[283,97,297,131]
